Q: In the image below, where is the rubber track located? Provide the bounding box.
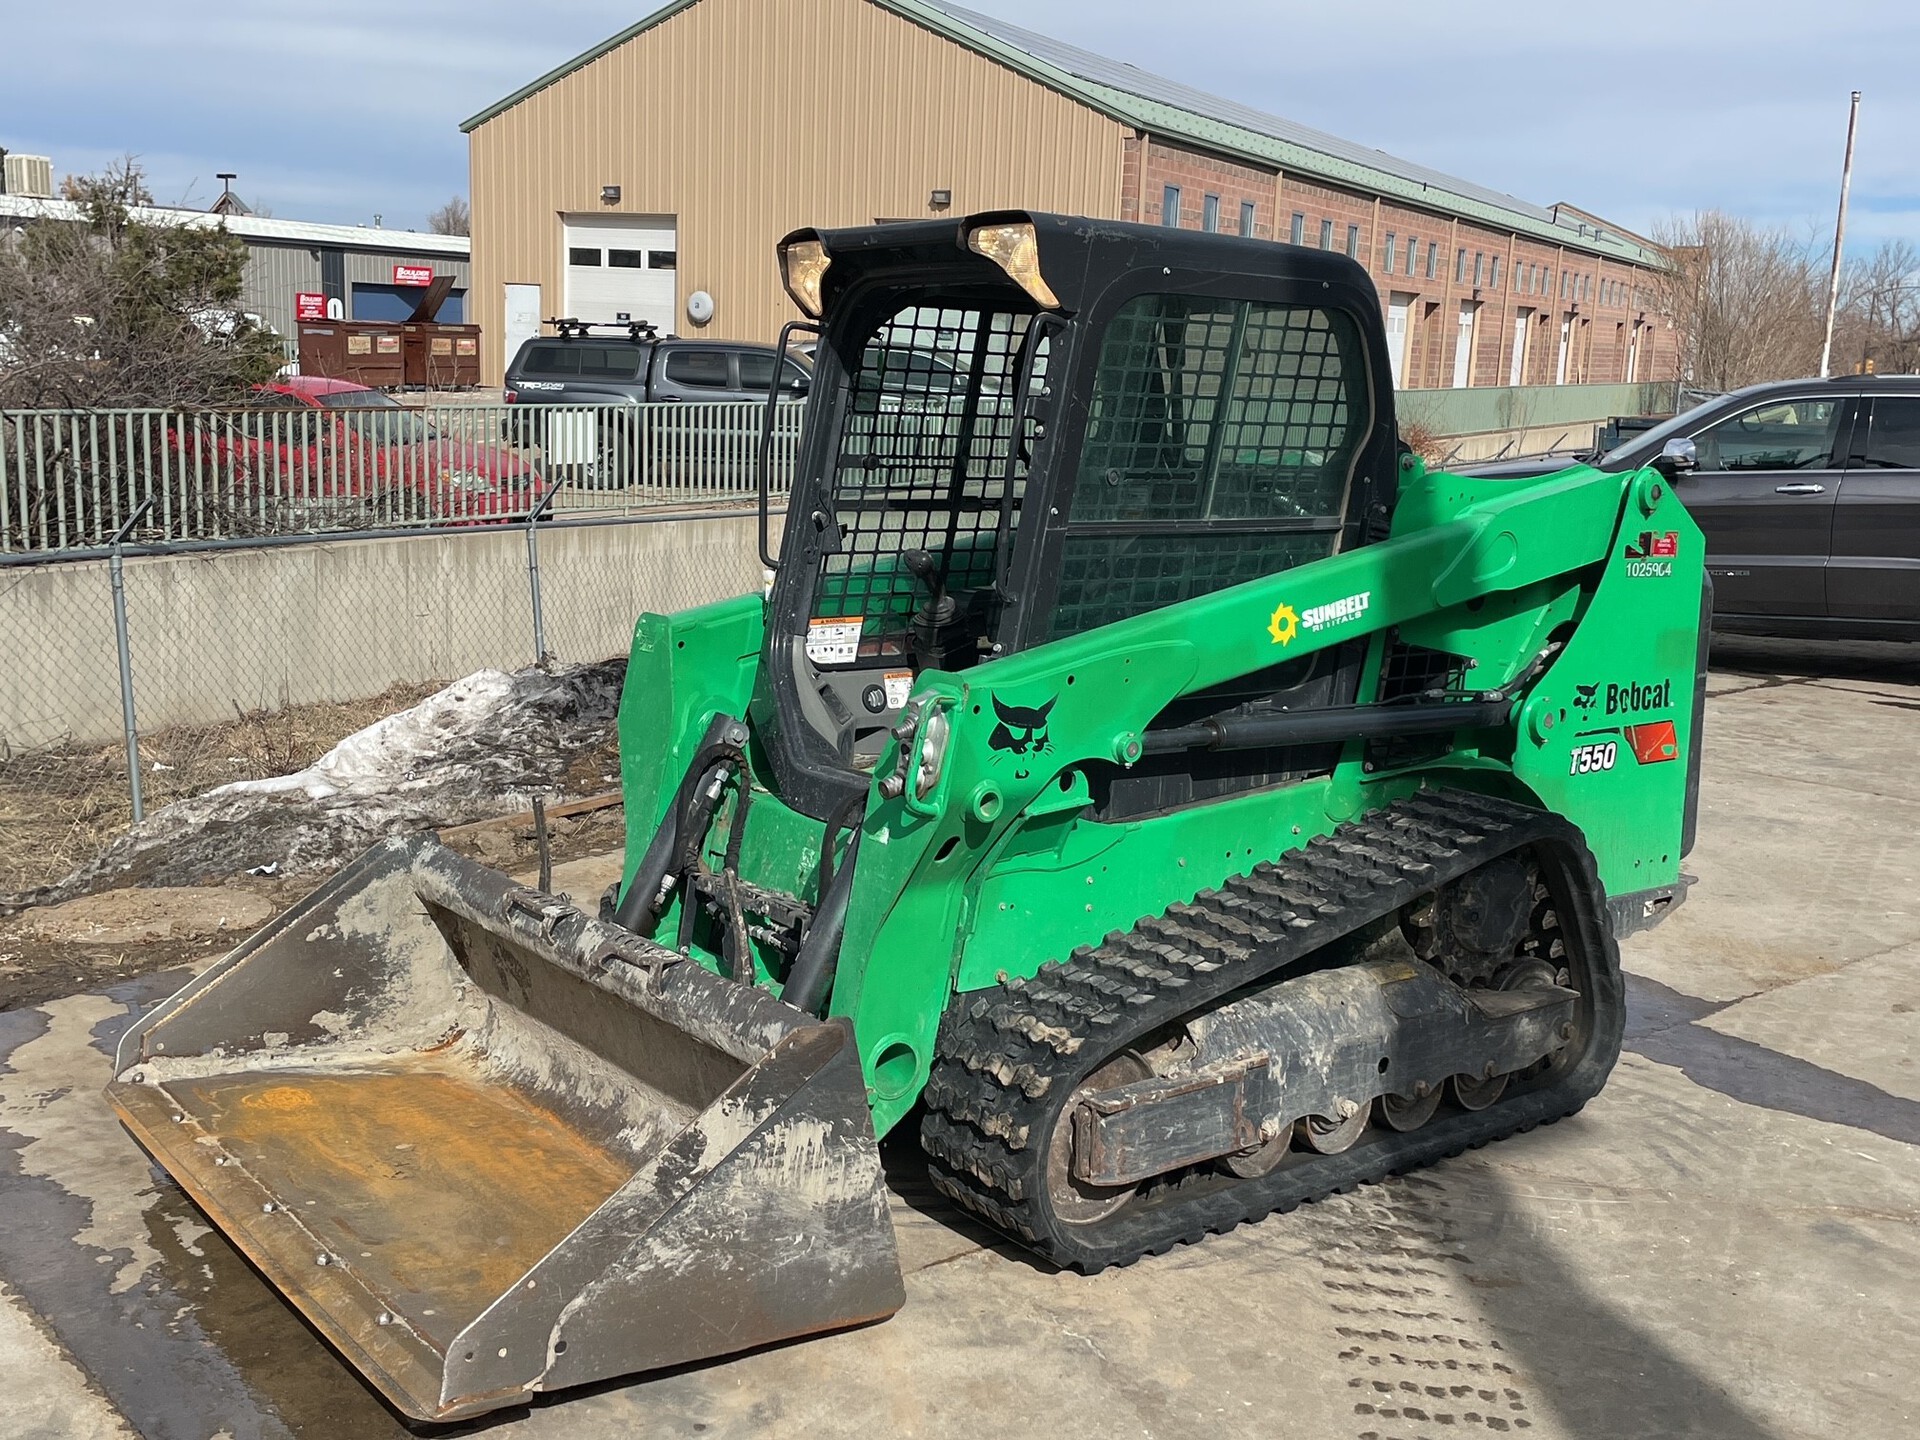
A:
[918,788,1625,1272]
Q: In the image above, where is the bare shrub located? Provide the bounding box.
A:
[428,196,471,237]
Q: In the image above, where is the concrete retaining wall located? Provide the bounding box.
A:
[0,516,764,750]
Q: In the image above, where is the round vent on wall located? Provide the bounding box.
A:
[686,290,715,325]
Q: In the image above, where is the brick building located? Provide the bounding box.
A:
[463,0,1674,388]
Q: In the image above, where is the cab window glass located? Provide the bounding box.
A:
[663,350,731,388]
[1855,398,1920,469]
[1070,294,1364,526]
[1051,293,1366,638]
[736,351,776,389]
[1693,397,1840,471]
[519,343,643,380]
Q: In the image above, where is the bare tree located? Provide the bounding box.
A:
[0,160,290,548]
[1833,239,1920,376]
[428,196,471,237]
[0,158,283,410]
[1653,212,1825,390]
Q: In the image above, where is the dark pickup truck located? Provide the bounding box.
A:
[503,322,811,486]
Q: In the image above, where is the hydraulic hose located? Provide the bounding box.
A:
[611,715,748,934]
[783,822,862,1016]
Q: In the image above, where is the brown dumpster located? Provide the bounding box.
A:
[298,323,405,387]
[403,324,483,388]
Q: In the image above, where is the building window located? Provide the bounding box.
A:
[1291,211,1305,245]
[649,250,676,270]
[1560,269,1569,299]
[1473,252,1485,287]
[1202,193,1221,233]
[1455,248,1468,283]
[1346,224,1360,258]
[1162,185,1182,227]
[1406,236,1418,277]
[568,247,601,266]
[608,248,646,268]
[1489,257,1501,289]
[1426,241,1439,279]
[1383,233,1397,272]
[1241,200,1257,237]
[1320,218,1335,249]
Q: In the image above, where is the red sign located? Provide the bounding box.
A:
[295,291,328,321]
[393,264,434,286]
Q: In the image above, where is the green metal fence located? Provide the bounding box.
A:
[1395,381,1681,440]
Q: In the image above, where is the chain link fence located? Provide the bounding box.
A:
[0,509,765,895]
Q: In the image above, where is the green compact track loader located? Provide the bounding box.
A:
[109,214,1707,1421]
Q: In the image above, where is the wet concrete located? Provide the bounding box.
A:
[1,633,1915,1439]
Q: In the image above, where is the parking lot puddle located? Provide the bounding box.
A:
[0,971,416,1440]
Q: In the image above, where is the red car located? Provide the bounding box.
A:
[178,377,538,529]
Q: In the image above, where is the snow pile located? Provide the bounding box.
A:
[13,662,624,904]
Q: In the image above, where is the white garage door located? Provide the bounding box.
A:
[562,214,677,332]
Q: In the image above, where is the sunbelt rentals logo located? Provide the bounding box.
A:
[1269,591,1371,647]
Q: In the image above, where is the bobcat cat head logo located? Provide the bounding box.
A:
[988,694,1055,779]
[1573,684,1599,713]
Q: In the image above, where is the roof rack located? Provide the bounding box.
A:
[544,316,661,342]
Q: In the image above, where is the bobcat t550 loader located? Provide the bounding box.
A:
[109,213,1706,1421]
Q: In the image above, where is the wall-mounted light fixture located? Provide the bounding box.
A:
[601,184,622,205]
[928,188,952,210]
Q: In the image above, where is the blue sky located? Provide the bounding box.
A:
[4,0,1912,251]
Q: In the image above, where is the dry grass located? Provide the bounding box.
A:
[0,680,441,895]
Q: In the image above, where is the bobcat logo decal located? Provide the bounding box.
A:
[988,694,1055,780]
[1573,684,1599,714]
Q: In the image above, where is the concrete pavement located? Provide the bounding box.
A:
[0,633,1914,1439]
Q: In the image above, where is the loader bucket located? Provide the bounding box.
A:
[106,837,904,1423]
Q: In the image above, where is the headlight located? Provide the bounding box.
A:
[439,469,491,493]
[780,238,831,318]
[966,220,1061,309]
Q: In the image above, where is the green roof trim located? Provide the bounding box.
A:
[1068,78,1664,267]
[462,0,1662,269]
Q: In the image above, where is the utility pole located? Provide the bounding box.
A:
[1818,91,1862,380]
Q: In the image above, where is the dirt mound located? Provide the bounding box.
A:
[14,887,275,944]
[2,661,624,911]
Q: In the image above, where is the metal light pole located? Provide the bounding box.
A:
[1818,91,1862,380]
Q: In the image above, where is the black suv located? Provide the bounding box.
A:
[503,322,811,485]
[1455,376,1920,643]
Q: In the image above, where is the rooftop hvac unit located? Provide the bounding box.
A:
[3,154,54,199]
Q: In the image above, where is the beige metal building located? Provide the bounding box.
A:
[463,0,1674,389]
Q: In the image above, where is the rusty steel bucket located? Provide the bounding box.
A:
[106,837,903,1423]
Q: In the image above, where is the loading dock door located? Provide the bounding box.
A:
[562,215,677,332]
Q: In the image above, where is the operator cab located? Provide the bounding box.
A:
[755,212,1399,819]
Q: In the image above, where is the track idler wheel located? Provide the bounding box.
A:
[1298,1104,1369,1154]
[1451,1070,1509,1110]
[1377,1085,1444,1132]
